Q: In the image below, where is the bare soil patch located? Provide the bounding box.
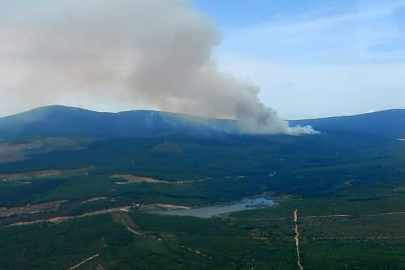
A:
[111,174,171,184]
[0,200,68,218]
[0,167,93,181]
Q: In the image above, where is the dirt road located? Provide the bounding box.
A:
[294,209,304,270]
[8,206,132,227]
[66,254,100,270]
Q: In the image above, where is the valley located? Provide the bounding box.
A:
[0,107,404,269]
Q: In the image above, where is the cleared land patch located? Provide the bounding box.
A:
[110,174,198,184]
[0,138,91,164]
[0,167,93,181]
[111,174,171,184]
[0,200,67,218]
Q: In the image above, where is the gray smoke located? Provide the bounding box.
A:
[0,0,317,135]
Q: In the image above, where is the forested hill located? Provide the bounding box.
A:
[0,105,404,141]
[0,105,239,141]
[291,109,405,140]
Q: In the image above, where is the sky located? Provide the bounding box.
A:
[193,0,405,119]
[0,0,404,119]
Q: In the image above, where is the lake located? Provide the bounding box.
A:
[148,197,275,218]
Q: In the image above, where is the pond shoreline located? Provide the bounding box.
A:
[146,196,276,218]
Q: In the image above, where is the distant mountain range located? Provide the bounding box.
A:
[0,105,404,141]
[292,109,405,141]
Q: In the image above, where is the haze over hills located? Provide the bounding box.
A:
[0,105,404,142]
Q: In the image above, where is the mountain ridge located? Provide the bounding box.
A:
[0,105,404,141]
[2,105,404,123]
[0,105,240,141]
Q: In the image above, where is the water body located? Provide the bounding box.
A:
[149,197,275,218]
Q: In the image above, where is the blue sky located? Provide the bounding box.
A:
[192,0,405,118]
[194,0,335,29]
[194,0,405,63]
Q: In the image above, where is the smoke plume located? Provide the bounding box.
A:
[0,0,317,135]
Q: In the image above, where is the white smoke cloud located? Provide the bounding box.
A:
[0,0,317,135]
